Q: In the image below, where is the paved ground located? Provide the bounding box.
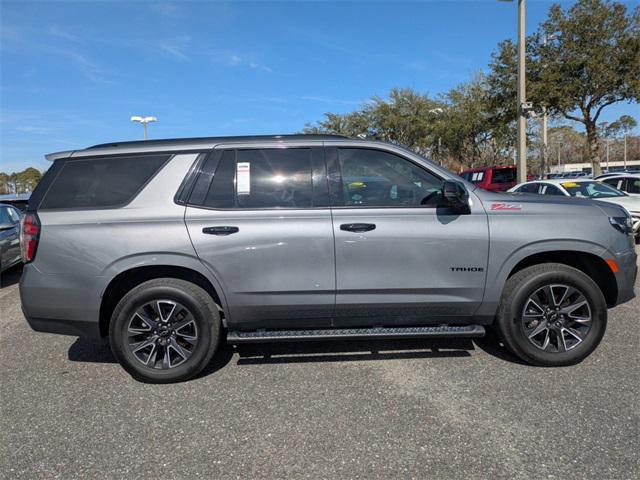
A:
[1,261,638,480]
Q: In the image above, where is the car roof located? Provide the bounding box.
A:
[460,165,515,173]
[534,178,598,185]
[598,173,640,179]
[44,134,351,160]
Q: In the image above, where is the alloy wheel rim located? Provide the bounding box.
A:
[521,284,592,353]
[126,299,198,369]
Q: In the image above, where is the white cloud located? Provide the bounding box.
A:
[150,2,186,19]
[47,25,84,43]
[150,35,191,61]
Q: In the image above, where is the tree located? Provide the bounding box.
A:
[0,173,9,195]
[16,167,43,193]
[432,74,514,169]
[607,115,638,165]
[489,0,640,176]
[304,87,444,156]
[0,167,43,194]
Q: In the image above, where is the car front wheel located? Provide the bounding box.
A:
[495,263,607,366]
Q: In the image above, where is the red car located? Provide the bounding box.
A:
[459,165,520,192]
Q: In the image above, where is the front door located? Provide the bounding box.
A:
[327,146,489,326]
[185,145,335,330]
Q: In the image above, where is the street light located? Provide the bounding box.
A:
[130,115,157,140]
[499,0,527,184]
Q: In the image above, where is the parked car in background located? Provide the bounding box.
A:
[0,203,22,273]
[459,165,518,192]
[0,193,31,212]
[594,170,640,181]
[598,174,640,197]
[509,179,640,242]
[19,135,638,382]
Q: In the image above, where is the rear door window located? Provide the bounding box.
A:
[190,148,316,209]
[39,154,169,209]
[515,183,540,194]
[626,178,640,194]
[542,185,565,196]
[492,168,516,184]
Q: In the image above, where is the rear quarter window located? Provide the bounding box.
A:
[39,154,170,210]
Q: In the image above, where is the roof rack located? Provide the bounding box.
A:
[87,134,349,150]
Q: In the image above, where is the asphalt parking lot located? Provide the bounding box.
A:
[1,260,638,480]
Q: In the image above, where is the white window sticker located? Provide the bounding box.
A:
[237,162,251,195]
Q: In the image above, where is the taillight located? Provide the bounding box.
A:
[20,213,40,263]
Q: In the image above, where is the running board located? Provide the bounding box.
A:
[227,325,485,343]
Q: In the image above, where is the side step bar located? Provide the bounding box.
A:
[227,325,485,343]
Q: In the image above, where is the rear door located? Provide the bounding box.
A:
[327,145,489,327]
[185,144,335,330]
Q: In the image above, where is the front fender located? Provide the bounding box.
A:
[475,239,608,319]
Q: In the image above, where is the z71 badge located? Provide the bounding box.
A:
[491,203,522,211]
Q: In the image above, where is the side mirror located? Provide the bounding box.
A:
[442,180,470,212]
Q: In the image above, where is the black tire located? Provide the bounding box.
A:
[109,278,220,383]
[495,263,607,367]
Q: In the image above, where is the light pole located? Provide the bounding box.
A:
[429,108,444,166]
[499,0,528,183]
[130,115,157,140]
[540,33,556,178]
[599,121,610,173]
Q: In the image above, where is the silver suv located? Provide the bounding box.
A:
[20,135,637,382]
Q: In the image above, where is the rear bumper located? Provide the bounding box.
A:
[19,264,102,338]
[23,312,100,337]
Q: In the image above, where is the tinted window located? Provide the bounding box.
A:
[626,178,640,194]
[194,148,314,209]
[492,168,516,184]
[337,148,442,207]
[7,207,20,222]
[0,207,12,224]
[236,149,313,208]
[40,154,169,209]
[543,185,565,196]
[601,178,622,189]
[460,171,485,184]
[515,183,540,194]
[202,151,236,209]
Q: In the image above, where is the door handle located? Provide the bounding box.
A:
[340,223,376,233]
[202,226,239,236]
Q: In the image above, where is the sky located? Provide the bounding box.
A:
[1,0,638,172]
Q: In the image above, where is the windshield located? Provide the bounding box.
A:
[560,181,626,198]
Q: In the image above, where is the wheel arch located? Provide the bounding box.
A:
[477,240,618,320]
[506,250,617,307]
[99,263,227,337]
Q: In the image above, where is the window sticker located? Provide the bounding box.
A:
[237,162,251,195]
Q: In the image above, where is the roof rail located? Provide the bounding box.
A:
[87,134,349,150]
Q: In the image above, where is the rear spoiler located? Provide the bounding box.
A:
[44,150,75,161]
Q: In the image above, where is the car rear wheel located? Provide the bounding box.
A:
[495,263,607,366]
[109,278,220,383]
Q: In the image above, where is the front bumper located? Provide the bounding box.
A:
[613,247,637,305]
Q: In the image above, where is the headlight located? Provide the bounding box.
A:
[609,216,633,235]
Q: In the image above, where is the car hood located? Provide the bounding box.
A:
[595,195,640,214]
